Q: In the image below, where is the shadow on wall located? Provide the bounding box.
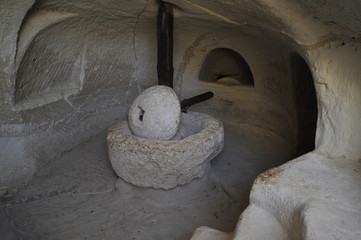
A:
[199,48,254,86]
[291,53,318,156]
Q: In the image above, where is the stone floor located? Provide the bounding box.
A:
[0,121,293,240]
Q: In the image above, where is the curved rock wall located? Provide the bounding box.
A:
[0,0,360,193]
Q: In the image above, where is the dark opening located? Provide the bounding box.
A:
[137,106,145,122]
[291,53,318,156]
[199,48,254,86]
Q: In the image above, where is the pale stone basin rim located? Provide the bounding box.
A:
[107,111,224,189]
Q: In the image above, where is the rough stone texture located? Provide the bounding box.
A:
[0,0,345,189]
[190,226,232,240]
[0,0,35,190]
[108,112,224,189]
[0,0,154,189]
[308,42,361,160]
[0,0,361,239]
[0,0,34,124]
[128,85,181,141]
[191,153,361,240]
[1,123,292,240]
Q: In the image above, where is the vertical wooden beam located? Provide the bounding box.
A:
[157,1,174,88]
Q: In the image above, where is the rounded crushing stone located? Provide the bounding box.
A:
[128,85,181,141]
[107,112,224,189]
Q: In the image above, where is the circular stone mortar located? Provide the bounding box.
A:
[107,112,224,189]
[128,85,181,141]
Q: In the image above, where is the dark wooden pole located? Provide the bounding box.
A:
[180,91,214,112]
[157,2,214,111]
[157,1,174,88]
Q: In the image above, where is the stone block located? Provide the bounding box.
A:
[107,112,224,189]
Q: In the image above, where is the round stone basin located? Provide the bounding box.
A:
[107,111,224,189]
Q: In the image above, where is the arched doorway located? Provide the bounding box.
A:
[199,48,254,86]
[291,53,318,156]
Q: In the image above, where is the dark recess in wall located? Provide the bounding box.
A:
[199,48,254,86]
[291,53,318,156]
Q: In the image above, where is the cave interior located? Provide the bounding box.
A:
[0,0,361,239]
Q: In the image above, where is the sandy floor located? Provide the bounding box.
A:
[1,122,293,240]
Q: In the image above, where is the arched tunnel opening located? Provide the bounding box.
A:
[1,1,360,240]
[199,48,254,86]
[291,53,318,157]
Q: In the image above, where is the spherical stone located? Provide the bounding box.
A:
[128,85,181,141]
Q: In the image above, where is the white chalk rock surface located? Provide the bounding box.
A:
[128,85,181,141]
[107,112,224,189]
[189,153,361,240]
